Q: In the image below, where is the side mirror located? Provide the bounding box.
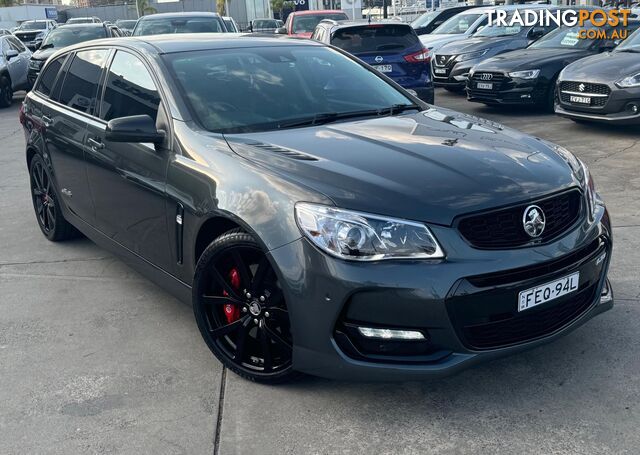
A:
[529,27,545,41]
[5,49,19,60]
[275,26,287,34]
[105,115,164,144]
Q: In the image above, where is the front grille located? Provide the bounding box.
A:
[457,189,583,249]
[461,284,596,350]
[560,81,610,107]
[15,32,38,41]
[468,72,509,98]
[433,54,454,67]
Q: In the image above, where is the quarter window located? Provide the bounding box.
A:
[36,56,65,97]
[100,51,160,122]
[58,49,109,114]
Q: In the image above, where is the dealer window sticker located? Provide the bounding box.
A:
[561,31,580,47]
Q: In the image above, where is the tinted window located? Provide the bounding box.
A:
[20,21,47,30]
[133,17,224,35]
[100,51,160,122]
[40,26,107,50]
[253,19,278,30]
[291,13,348,34]
[36,56,65,97]
[58,50,109,114]
[331,25,419,53]
[165,46,411,134]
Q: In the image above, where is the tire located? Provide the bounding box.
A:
[0,76,12,108]
[193,229,299,384]
[29,154,79,241]
[544,78,558,113]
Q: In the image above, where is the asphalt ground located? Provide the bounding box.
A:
[0,88,638,454]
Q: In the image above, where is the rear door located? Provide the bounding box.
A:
[44,49,109,224]
[331,24,424,82]
[84,49,173,271]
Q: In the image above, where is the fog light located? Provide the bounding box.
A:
[453,74,469,81]
[627,103,639,114]
[357,327,426,340]
[600,279,613,304]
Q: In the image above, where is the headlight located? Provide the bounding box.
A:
[546,142,600,221]
[616,72,640,88]
[295,203,444,261]
[508,69,540,79]
[456,50,488,62]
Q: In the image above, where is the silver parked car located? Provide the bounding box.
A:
[0,34,31,107]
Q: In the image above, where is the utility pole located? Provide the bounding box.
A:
[383,0,388,18]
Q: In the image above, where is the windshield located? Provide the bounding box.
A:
[411,11,440,29]
[41,27,106,49]
[20,21,47,31]
[530,24,630,50]
[133,17,224,35]
[291,13,348,33]
[475,22,523,38]
[616,27,640,51]
[331,24,419,54]
[433,13,483,35]
[164,46,412,134]
[116,20,137,29]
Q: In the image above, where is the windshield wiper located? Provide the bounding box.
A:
[617,48,640,53]
[39,43,54,50]
[277,105,422,129]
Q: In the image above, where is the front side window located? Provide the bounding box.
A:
[100,51,160,122]
[164,45,412,134]
[36,56,65,97]
[58,49,109,114]
[8,36,26,52]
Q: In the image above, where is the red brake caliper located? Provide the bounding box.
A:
[223,269,242,324]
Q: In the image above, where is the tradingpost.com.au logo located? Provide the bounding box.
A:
[487,9,634,40]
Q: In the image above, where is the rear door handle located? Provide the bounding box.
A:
[41,115,52,127]
[87,138,105,150]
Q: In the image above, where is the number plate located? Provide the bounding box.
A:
[373,64,392,73]
[570,95,591,105]
[434,68,447,74]
[477,82,493,90]
[518,272,580,312]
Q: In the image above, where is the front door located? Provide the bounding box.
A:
[84,50,173,271]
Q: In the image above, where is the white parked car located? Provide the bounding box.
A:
[0,34,31,107]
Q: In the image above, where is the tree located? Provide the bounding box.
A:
[270,0,294,20]
[0,0,16,6]
[136,0,156,17]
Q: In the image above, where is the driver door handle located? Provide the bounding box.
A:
[87,138,105,151]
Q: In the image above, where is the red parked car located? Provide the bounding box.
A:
[278,10,348,38]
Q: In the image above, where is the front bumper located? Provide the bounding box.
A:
[432,58,476,89]
[556,82,640,124]
[269,204,613,381]
[467,75,548,105]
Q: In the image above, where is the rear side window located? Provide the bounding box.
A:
[331,25,419,54]
[100,51,160,122]
[58,49,109,114]
[36,56,65,97]
[134,17,224,35]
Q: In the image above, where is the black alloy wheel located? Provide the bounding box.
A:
[193,230,297,383]
[0,76,12,108]
[29,155,78,241]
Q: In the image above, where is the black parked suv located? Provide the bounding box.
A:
[28,23,119,87]
[556,27,640,124]
[433,6,558,91]
[467,22,640,111]
[20,35,613,383]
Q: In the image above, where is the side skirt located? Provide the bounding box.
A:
[62,205,192,306]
